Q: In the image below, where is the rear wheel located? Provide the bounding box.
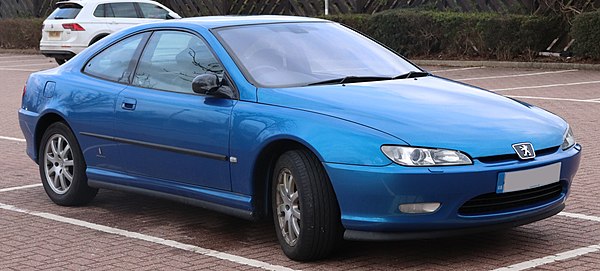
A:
[39,122,98,206]
[271,149,343,261]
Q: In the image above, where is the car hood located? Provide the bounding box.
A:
[257,76,567,158]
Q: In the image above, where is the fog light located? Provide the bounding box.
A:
[399,202,441,214]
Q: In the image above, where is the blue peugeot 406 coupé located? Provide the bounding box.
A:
[19,16,581,260]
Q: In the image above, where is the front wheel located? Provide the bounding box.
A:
[39,122,98,206]
[272,149,343,261]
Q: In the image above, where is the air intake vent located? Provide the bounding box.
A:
[459,182,563,215]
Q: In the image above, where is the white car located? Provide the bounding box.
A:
[40,0,181,64]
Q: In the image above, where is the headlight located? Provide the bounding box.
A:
[381,145,472,166]
[561,127,576,150]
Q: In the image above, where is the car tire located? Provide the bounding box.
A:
[271,149,343,261]
[54,58,66,65]
[38,122,98,206]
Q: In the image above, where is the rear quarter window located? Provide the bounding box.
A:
[47,6,82,20]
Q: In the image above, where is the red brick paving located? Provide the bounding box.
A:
[0,57,599,270]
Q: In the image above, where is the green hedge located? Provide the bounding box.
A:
[0,18,43,49]
[326,10,564,60]
[571,11,600,59]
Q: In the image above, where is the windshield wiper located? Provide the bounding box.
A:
[307,76,392,86]
[393,71,430,79]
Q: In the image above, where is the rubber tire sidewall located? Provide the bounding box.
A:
[38,122,97,206]
[271,150,342,261]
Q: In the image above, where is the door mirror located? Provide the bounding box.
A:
[192,74,235,99]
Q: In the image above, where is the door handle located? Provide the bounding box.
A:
[121,98,137,110]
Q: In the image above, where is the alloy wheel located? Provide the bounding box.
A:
[43,134,74,195]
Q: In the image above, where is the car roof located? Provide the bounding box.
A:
[177,15,327,29]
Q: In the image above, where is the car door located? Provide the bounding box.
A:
[78,32,150,173]
[114,30,235,190]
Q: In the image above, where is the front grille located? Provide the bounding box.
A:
[477,146,559,164]
[459,182,563,216]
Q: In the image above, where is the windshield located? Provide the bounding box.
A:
[214,22,420,88]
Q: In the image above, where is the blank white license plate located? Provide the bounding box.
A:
[496,163,561,193]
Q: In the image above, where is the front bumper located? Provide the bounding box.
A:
[324,144,581,240]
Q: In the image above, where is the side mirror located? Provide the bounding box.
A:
[192,74,235,99]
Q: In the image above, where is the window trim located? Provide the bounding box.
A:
[81,27,239,100]
[81,31,152,85]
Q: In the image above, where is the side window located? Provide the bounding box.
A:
[93,4,104,17]
[133,31,224,94]
[138,3,169,19]
[109,3,138,18]
[93,4,115,17]
[84,34,145,83]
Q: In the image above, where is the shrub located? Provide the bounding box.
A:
[571,11,600,59]
[0,18,43,49]
[325,10,564,60]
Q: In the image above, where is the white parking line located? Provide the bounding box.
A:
[0,202,296,271]
[0,63,57,68]
[492,244,600,271]
[0,67,41,72]
[588,98,600,101]
[0,136,26,142]
[0,55,42,59]
[558,212,600,223]
[0,59,53,64]
[430,67,484,73]
[505,95,600,104]
[0,184,42,193]
[492,80,600,91]
[460,70,578,81]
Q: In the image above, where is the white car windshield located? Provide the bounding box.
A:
[214,22,419,88]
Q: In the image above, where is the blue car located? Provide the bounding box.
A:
[19,16,581,260]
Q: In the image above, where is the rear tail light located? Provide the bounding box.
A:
[22,85,26,98]
[62,23,85,31]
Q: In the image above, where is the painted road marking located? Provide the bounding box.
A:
[558,212,600,223]
[506,95,600,104]
[0,59,53,64]
[0,63,57,68]
[588,98,600,101]
[430,67,485,73]
[491,244,600,271]
[460,70,578,81]
[492,80,600,91]
[0,202,296,271]
[0,136,26,142]
[0,67,41,72]
[0,184,42,193]
[0,55,42,59]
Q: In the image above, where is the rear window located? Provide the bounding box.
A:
[48,6,82,20]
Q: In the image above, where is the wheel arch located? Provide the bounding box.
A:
[251,138,331,219]
[34,112,72,163]
[89,33,110,46]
